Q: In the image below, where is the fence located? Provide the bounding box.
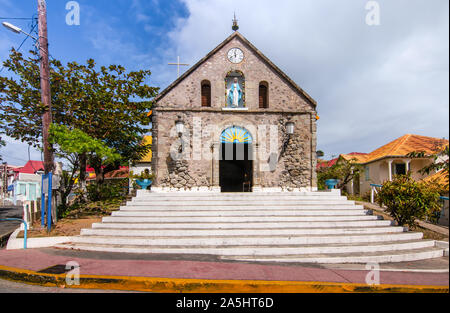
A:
[370,184,382,204]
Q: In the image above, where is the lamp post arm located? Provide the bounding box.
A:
[20,29,38,41]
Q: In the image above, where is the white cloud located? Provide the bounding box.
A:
[0,136,41,166]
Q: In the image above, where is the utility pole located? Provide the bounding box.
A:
[1,162,7,206]
[37,0,53,174]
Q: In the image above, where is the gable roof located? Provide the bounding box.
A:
[346,134,448,164]
[316,157,338,169]
[14,160,44,174]
[339,152,368,163]
[155,31,316,107]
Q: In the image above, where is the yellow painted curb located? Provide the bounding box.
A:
[0,265,448,293]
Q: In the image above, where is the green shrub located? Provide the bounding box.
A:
[376,174,442,228]
[86,180,127,202]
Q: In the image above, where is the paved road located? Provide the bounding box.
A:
[0,206,22,244]
[0,278,138,293]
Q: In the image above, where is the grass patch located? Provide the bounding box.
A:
[17,199,123,238]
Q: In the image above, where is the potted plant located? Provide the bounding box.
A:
[129,169,155,190]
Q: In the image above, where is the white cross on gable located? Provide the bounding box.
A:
[168,56,189,79]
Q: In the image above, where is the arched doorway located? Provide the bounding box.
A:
[219,126,253,192]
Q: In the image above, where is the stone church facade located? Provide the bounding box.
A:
[151,31,318,192]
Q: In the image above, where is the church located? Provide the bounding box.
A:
[151,22,318,192]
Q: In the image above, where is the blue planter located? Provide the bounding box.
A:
[325,179,339,189]
[136,179,152,190]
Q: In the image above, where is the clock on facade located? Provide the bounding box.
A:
[227,48,244,64]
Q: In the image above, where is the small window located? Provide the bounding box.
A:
[29,184,36,200]
[18,184,26,195]
[259,82,268,108]
[364,166,370,181]
[201,81,211,107]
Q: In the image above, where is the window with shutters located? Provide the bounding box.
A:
[201,80,211,107]
[259,82,268,108]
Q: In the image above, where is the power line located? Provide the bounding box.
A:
[0,15,39,73]
[0,154,29,163]
[0,17,36,20]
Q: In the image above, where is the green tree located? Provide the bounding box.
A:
[317,157,363,190]
[0,49,158,186]
[0,136,5,162]
[49,123,121,206]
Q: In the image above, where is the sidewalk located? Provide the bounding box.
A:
[0,248,448,292]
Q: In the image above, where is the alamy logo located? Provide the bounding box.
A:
[365,1,381,26]
[365,262,380,286]
[66,1,80,26]
[65,261,80,286]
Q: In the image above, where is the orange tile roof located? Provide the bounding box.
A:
[422,169,449,189]
[349,134,448,164]
[339,152,368,163]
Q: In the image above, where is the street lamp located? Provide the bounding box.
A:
[285,121,295,135]
[175,116,185,153]
[175,116,185,137]
[279,120,295,161]
[2,22,38,41]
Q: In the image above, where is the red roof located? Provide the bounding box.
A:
[316,152,367,170]
[317,158,338,169]
[14,160,44,174]
[86,166,129,180]
[86,165,128,173]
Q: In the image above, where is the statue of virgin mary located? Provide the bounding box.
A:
[227,77,242,107]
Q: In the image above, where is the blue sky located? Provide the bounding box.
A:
[1,0,449,165]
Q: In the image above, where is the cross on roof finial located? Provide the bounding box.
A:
[232,12,239,31]
[168,56,189,79]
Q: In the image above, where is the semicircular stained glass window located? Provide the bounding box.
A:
[220,126,253,144]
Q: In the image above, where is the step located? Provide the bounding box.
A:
[111,209,371,217]
[220,247,446,264]
[63,240,435,255]
[120,206,365,212]
[101,215,382,223]
[129,199,355,205]
[120,205,364,210]
[79,226,408,237]
[73,232,423,247]
[136,191,340,197]
[90,220,394,229]
[57,242,441,261]
[133,196,348,201]
[124,201,358,208]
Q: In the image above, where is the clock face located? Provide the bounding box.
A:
[227,48,244,64]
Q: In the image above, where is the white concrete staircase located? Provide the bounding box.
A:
[57,190,447,263]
